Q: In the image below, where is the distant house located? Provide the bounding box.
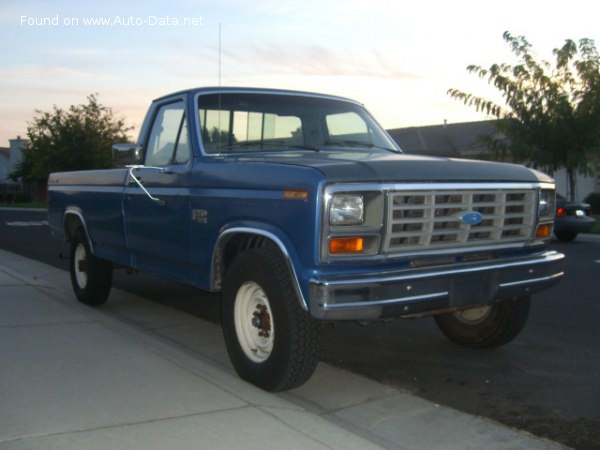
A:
[0,146,9,181]
[0,137,27,183]
[387,120,501,159]
[387,120,600,202]
[0,137,35,202]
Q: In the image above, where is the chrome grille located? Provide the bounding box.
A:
[384,189,536,253]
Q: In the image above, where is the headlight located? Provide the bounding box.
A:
[538,189,555,218]
[330,194,364,225]
[535,188,556,239]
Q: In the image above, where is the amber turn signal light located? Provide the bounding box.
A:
[329,237,365,254]
[535,224,552,239]
[283,189,308,200]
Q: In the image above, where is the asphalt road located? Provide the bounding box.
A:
[1,208,599,450]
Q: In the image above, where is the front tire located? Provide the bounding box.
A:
[222,245,321,391]
[69,228,113,306]
[434,296,530,348]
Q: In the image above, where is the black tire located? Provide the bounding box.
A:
[434,296,530,348]
[555,231,577,242]
[222,244,322,391]
[69,228,113,306]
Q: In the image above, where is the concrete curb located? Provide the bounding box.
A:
[0,248,565,450]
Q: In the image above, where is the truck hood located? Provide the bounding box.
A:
[228,151,552,184]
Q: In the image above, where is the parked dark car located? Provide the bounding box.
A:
[554,194,596,242]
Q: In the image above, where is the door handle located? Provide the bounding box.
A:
[127,165,165,205]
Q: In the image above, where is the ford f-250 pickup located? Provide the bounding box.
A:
[48,87,565,391]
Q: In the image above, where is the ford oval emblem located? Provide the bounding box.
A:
[461,211,483,226]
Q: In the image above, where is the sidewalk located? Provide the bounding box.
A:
[0,248,565,450]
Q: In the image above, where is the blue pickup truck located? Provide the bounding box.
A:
[48,87,564,391]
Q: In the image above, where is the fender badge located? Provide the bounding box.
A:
[461,211,483,226]
[192,209,208,224]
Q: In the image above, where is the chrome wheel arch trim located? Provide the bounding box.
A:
[211,227,308,311]
[63,207,95,254]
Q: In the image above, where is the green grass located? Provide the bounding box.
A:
[0,202,47,209]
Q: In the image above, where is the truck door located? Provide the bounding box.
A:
[123,100,194,283]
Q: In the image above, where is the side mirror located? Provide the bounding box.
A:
[112,143,142,167]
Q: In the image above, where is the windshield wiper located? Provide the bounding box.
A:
[325,139,370,147]
[286,144,320,152]
[265,141,319,152]
[216,141,272,150]
[324,140,400,153]
[216,141,320,152]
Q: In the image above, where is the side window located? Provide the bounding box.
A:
[145,102,189,166]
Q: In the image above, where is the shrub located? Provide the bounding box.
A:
[584,192,600,214]
[14,193,30,203]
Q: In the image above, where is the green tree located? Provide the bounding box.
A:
[11,94,132,182]
[448,32,600,200]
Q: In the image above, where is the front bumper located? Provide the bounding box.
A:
[308,250,564,320]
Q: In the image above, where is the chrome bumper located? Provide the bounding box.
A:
[308,250,565,320]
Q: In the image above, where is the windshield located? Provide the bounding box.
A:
[197,93,400,154]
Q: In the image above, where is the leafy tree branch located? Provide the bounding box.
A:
[11,94,133,182]
[448,32,600,199]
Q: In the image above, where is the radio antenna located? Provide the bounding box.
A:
[218,22,222,88]
[217,22,222,152]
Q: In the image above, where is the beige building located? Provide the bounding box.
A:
[387,121,600,202]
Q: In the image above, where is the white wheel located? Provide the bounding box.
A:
[233,281,275,363]
[69,228,112,305]
[222,245,321,391]
[434,296,531,348]
[451,305,492,324]
[73,243,88,289]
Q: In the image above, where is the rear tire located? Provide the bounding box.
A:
[434,296,530,348]
[69,228,113,306]
[222,244,321,391]
[555,231,577,242]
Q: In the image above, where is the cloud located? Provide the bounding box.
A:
[54,47,107,57]
[227,43,423,80]
[0,0,33,25]
[0,64,117,81]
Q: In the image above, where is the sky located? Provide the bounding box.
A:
[1,0,600,145]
